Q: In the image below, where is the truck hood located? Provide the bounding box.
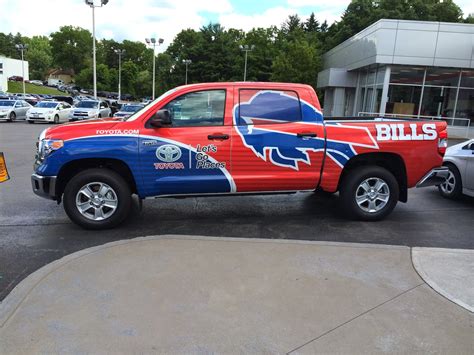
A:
[41,117,121,140]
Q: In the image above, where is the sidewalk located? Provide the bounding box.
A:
[0,235,472,353]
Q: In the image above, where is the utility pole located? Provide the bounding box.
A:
[15,44,28,95]
[145,37,164,100]
[182,59,192,85]
[85,0,109,99]
[239,44,255,82]
[114,49,125,101]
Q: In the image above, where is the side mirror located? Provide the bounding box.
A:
[150,109,172,128]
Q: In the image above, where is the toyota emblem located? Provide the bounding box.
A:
[156,144,182,162]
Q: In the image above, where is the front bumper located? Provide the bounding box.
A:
[416,167,449,188]
[31,173,57,200]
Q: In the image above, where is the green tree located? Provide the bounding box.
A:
[271,39,321,87]
[50,26,92,73]
[25,36,52,80]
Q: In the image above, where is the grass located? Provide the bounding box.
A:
[8,81,64,95]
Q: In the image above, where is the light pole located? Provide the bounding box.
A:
[239,44,255,82]
[85,0,109,99]
[114,49,125,101]
[182,59,192,85]
[145,37,164,100]
[15,44,28,95]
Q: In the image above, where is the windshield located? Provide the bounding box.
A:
[124,88,178,121]
[122,105,143,112]
[0,101,15,107]
[35,102,58,108]
[76,101,99,109]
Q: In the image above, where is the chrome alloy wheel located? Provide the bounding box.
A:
[439,170,456,194]
[355,177,390,213]
[75,182,118,221]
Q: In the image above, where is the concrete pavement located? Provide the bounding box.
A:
[412,247,474,312]
[0,235,472,354]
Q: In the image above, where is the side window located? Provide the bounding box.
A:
[164,90,225,127]
[238,89,302,125]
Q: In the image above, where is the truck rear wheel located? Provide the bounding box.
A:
[63,168,131,229]
[339,166,399,221]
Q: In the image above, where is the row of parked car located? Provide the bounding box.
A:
[0,94,145,123]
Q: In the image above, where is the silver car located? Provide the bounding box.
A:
[113,103,145,119]
[69,100,111,121]
[0,99,32,121]
[439,139,474,198]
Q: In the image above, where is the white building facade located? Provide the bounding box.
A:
[317,19,474,137]
[0,56,29,92]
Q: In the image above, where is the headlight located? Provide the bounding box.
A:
[88,111,97,116]
[38,139,64,161]
[47,110,54,114]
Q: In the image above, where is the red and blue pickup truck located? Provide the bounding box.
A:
[32,82,449,229]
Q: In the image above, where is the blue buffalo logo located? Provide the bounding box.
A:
[234,91,358,170]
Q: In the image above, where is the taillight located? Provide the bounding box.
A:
[438,129,448,156]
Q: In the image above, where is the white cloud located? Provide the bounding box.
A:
[219,7,299,32]
[0,0,233,49]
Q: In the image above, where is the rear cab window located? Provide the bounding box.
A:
[237,89,302,125]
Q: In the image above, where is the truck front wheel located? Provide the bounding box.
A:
[63,168,131,229]
[339,166,399,221]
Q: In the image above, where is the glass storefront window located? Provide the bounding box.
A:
[424,68,460,87]
[455,89,474,123]
[390,66,425,85]
[386,85,421,116]
[420,86,456,117]
[460,70,474,88]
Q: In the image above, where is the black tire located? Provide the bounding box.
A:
[438,164,462,199]
[63,168,132,230]
[54,114,59,124]
[339,166,399,221]
[98,114,102,118]
[28,120,34,124]
[9,112,16,122]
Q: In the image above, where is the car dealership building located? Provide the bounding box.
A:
[0,56,29,92]
[317,19,474,138]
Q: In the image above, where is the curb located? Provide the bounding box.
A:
[412,247,473,313]
[0,234,409,327]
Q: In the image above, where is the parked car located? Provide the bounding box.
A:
[113,103,144,119]
[8,76,23,82]
[51,96,74,106]
[26,101,73,124]
[0,99,32,121]
[31,82,448,229]
[29,80,44,86]
[69,100,111,121]
[438,139,474,198]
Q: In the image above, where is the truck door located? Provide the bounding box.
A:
[138,89,234,197]
[231,88,325,192]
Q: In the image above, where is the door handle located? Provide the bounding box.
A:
[297,132,318,138]
[208,134,229,140]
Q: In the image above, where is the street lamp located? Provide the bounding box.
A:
[114,49,125,101]
[15,44,28,95]
[85,0,109,99]
[145,37,164,100]
[182,59,192,85]
[239,44,255,82]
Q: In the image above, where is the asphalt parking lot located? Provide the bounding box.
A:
[0,121,473,301]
